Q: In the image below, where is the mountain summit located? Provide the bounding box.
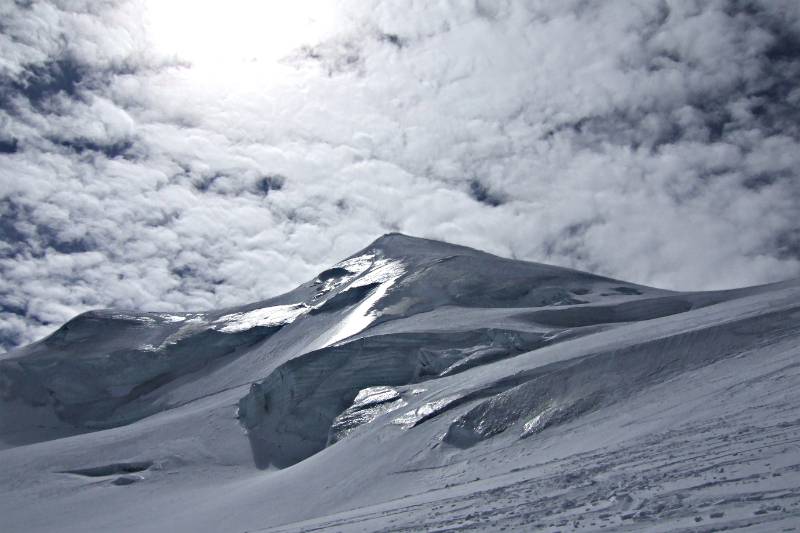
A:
[2,235,800,531]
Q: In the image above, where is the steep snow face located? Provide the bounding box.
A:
[0,310,277,430]
[236,327,544,468]
[317,257,406,347]
[2,235,800,533]
[215,254,406,344]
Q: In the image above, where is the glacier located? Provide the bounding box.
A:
[1,233,799,532]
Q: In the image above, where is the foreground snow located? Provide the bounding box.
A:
[1,234,799,532]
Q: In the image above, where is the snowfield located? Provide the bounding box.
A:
[1,234,799,532]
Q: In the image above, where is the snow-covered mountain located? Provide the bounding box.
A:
[1,234,799,532]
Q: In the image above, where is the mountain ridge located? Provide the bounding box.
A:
[2,235,800,531]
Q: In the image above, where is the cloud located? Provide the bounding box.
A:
[1,0,799,350]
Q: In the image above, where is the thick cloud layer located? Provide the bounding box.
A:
[1,0,799,350]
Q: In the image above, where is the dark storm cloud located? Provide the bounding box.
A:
[1,0,800,350]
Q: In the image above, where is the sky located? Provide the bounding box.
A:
[1,0,799,351]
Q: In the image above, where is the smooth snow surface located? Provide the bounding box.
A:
[1,234,800,532]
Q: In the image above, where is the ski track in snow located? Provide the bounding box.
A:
[269,416,800,532]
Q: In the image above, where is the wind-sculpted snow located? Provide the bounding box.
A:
[328,386,406,445]
[2,234,800,532]
[392,395,464,429]
[435,303,800,448]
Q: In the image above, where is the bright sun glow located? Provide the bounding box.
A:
[144,0,339,74]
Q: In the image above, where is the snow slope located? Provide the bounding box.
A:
[1,234,799,532]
